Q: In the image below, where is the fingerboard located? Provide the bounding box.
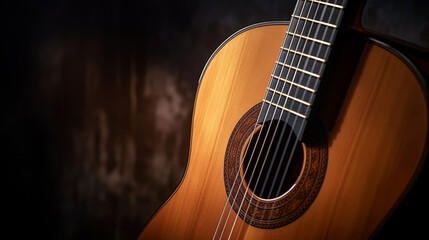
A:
[258,0,348,139]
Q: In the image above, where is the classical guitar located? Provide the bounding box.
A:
[139,0,428,239]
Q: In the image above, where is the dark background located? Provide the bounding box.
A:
[2,0,427,239]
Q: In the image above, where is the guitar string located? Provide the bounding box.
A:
[210,2,302,239]
[211,2,305,239]
[271,0,344,201]
[234,1,324,234]
[229,1,324,238]
[269,1,343,201]
[214,0,344,238]
[241,0,344,234]
[224,1,322,238]
[233,0,345,238]
[266,0,332,199]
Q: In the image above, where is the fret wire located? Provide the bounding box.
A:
[281,47,326,63]
[276,61,321,78]
[271,74,316,93]
[267,87,312,106]
[287,32,331,46]
[307,0,344,9]
[261,0,346,122]
[263,99,307,119]
[291,14,338,28]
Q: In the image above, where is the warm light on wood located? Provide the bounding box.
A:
[139,24,427,240]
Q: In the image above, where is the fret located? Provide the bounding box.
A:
[294,0,344,26]
[287,32,331,46]
[281,47,325,63]
[284,34,331,60]
[263,99,308,119]
[268,77,316,108]
[257,0,348,140]
[308,0,344,9]
[289,18,337,44]
[278,49,326,75]
[267,87,312,106]
[291,14,338,29]
[270,74,317,95]
[272,65,321,92]
[265,90,311,117]
[276,61,321,78]
[257,102,307,139]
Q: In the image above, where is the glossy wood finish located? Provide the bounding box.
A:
[139,24,428,239]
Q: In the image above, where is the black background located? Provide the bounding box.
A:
[2,0,427,239]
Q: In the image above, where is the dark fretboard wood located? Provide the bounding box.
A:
[258,0,348,139]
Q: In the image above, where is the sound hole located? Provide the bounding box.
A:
[242,120,303,200]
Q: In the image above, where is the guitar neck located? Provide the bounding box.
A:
[258,0,348,139]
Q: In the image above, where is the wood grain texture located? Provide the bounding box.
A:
[139,24,428,239]
[223,102,328,229]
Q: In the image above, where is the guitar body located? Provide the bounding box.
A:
[139,23,428,239]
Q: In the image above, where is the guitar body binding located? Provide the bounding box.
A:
[139,22,428,240]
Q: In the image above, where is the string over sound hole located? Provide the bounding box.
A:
[224,102,328,228]
[242,120,303,200]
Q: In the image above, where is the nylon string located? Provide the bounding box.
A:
[238,3,342,236]
[235,1,344,238]
[229,1,326,238]
[211,0,343,239]
[210,2,304,238]
[215,1,316,239]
